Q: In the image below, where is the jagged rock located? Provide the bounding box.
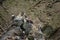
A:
[0,0,60,40]
[0,0,5,5]
[41,24,54,37]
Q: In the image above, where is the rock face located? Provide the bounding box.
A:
[46,27,60,40]
[0,0,5,5]
[0,0,60,40]
[0,14,45,40]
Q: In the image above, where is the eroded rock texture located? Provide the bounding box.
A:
[0,0,60,40]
